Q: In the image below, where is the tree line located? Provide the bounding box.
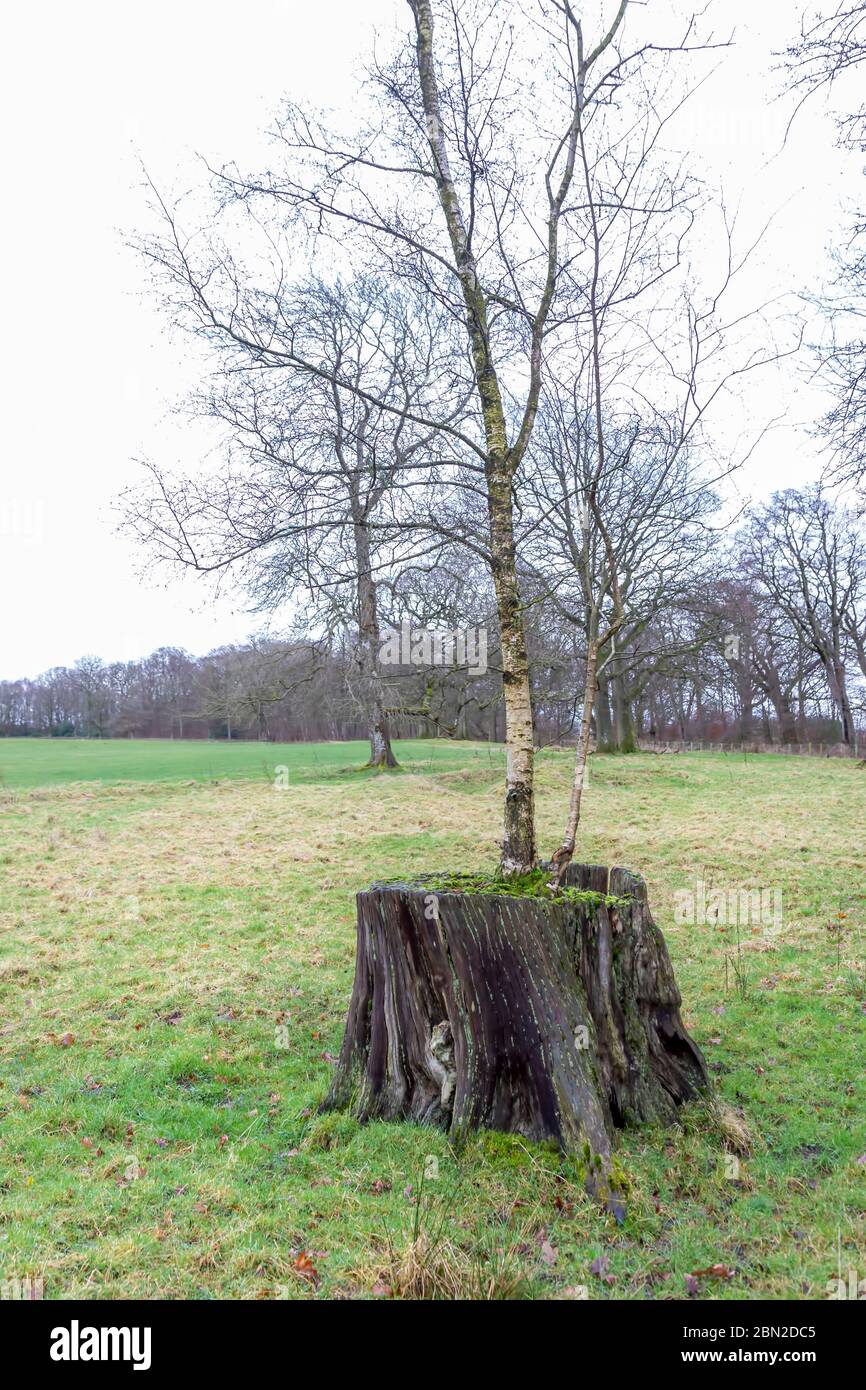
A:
[4,481,864,751]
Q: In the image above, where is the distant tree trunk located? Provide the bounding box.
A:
[827,657,855,746]
[761,703,772,742]
[737,667,753,742]
[611,665,637,752]
[353,515,398,770]
[797,657,809,740]
[327,863,707,1179]
[648,691,660,741]
[594,670,613,750]
[257,703,270,741]
[764,670,798,744]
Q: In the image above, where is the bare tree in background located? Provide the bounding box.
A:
[515,46,795,880]
[529,393,725,884]
[123,274,457,768]
[782,3,866,491]
[744,487,865,746]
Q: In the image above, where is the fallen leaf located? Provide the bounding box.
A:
[293,1251,320,1286]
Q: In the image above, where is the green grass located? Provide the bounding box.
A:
[1,741,864,1299]
[0,735,503,789]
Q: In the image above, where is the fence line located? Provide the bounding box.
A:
[634,739,861,758]
[540,738,862,758]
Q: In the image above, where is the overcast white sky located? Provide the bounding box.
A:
[0,0,860,680]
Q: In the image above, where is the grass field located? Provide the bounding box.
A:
[1,738,865,1300]
[0,736,499,789]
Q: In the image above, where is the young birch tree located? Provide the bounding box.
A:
[195,0,672,871]
[514,21,797,881]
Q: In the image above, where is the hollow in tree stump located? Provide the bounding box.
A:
[326,864,707,1167]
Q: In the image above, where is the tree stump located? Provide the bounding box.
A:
[326,864,707,1163]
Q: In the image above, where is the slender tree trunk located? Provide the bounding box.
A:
[489,484,536,870]
[737,663,753,742]
[353,518,398,769]
[409,0,536,872]
[549,640,599,886]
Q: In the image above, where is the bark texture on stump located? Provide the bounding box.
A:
[326,864,707,1160]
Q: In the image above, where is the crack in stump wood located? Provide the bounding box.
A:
[325,863,707,1163]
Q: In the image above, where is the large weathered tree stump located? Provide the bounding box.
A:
[326,864,707,1162]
